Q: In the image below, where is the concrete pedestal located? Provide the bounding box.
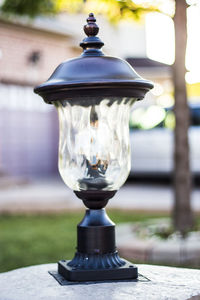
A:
[0,264,200,300]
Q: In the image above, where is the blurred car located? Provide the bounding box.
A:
[129,103,200,177]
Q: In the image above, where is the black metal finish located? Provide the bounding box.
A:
[67,251,124,268]
[58,259,138,282]
[80,13,104,52]
[77,209,116,254]
[59,194,138,281]
[33,13,150,282]
[49,270,149,285]
[34,13,153,103]
[74,190,116,209]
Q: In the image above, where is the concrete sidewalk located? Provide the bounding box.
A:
[1,263,200,300]
[0,176,199,213]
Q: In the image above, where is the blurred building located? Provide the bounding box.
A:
[1,13,193,179]
[0,14,171,178]
[0,16,81,177]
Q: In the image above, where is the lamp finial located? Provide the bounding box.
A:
[80,13,104,52]
[84,13,99,37]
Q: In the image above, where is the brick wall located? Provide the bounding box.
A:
[0,19,80,178]
[0,19,78,86]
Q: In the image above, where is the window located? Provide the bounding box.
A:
[191,107,200,126]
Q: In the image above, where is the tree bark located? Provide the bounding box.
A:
[173,0,193,234]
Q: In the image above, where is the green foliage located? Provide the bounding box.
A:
[1,0,58,17]
[0,211,167,273]
[0,0,159,21]
[58,0,159,23]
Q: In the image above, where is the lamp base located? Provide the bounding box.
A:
[58,192,138,282]
[58,259,138,282]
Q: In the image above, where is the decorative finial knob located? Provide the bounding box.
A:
[84,13,99,37]
[80,13,104,54]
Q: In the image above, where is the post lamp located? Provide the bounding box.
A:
[34,13,153,282]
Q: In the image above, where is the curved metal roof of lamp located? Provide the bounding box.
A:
[34,13,153,103]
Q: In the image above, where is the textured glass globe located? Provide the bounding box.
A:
[55,97,135,191]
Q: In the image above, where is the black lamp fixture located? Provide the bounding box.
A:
[34,13,153,282]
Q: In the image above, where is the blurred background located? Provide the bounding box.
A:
[0,0,200,273]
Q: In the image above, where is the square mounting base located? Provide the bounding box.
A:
[58,259,138,282]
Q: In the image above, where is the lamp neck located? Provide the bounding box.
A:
[74,190,117,209]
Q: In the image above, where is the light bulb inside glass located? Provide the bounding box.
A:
[55,97,135,191]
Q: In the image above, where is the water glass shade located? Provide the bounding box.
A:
[56,97,135,191]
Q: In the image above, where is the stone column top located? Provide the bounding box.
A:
[0,263,200,300]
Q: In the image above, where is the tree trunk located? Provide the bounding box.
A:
[173,0,193,235]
